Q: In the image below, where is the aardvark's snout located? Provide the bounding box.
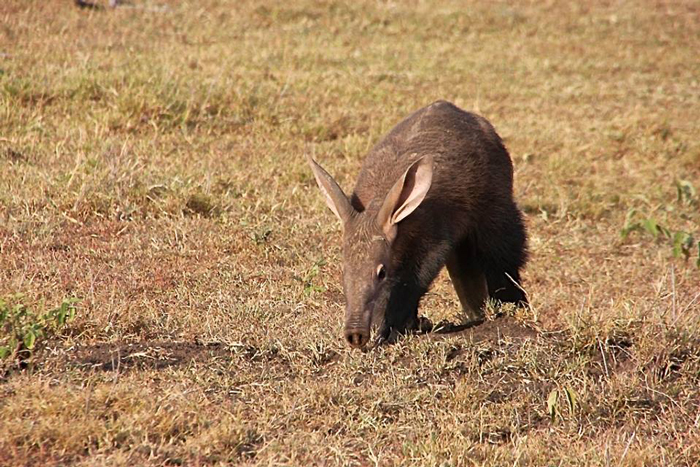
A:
[344,327,370,349]
[345,307,373,349]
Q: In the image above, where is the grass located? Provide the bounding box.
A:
[1,0,699,465]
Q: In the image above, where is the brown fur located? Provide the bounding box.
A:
[309,100,528,349]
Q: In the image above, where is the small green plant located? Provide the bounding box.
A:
[547,386,578,424]
[294,258,328,296]
[671,231,698,264]
[620,209,670,240]
[0,295,78,362]
[621,208,700,267]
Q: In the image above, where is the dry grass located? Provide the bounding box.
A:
[1,0,699,465]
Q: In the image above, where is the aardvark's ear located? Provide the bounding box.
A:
[306,154,355,224]
[377,155,434,241]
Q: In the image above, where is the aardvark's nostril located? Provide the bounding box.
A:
[345,330,369,349]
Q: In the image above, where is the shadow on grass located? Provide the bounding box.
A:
[429,315,538,342]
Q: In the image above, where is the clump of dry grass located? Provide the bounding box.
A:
[1,0,699,465]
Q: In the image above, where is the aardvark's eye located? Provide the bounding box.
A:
[376,264,386,281]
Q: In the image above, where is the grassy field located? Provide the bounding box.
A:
[1,0,700,465]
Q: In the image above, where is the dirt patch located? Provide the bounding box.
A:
[429,315,538,344]
[70,341,232,372]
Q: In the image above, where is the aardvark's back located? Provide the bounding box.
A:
[350,100,515,231]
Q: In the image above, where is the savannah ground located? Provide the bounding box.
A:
[1,0,700,465]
